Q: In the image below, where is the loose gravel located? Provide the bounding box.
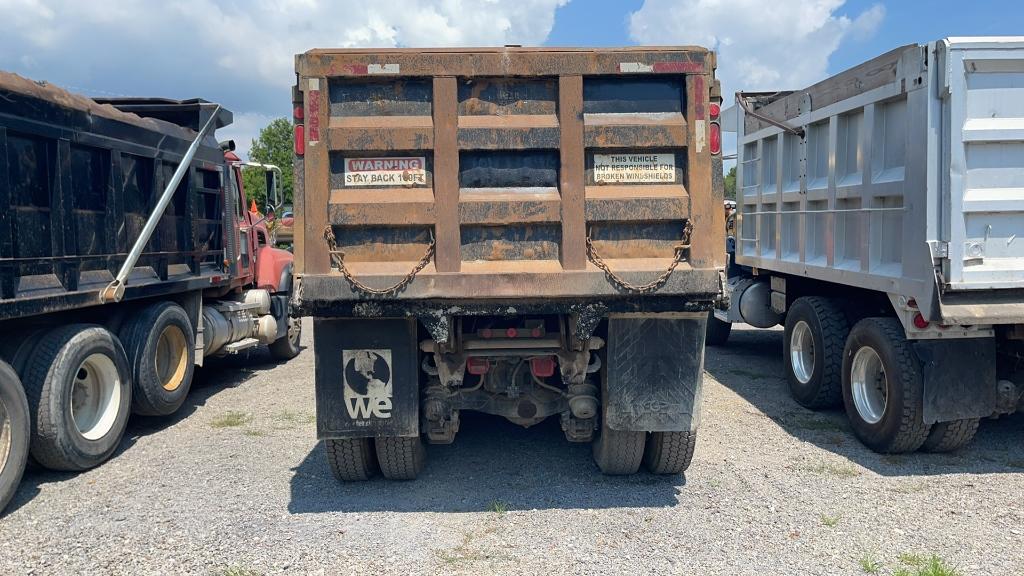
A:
[1,320,1022,575]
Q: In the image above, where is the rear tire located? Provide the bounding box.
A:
[325,438,377,481]
[23,325,132,471]
[0,360,30,513]
[120,302,195,416]
[593,418,645,475]
[784,297,848,409]
[842,318,931,453]
[644,430,697,474]
[921,418,979,452]
[375,436,426,480]
[269,316,302,361]
[705,311,732,346]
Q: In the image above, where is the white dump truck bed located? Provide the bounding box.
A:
[731,37,1024,325]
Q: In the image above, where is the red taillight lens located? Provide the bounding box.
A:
[709,103,721,119]
[467,358,489,375]
[913,312,930,330]
[530,357,556,378]
[709,122,722,155]
[294,124,305,155]
[293,105,304,120]
[506,327,518,338]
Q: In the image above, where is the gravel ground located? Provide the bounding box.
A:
[1,319,1022,576]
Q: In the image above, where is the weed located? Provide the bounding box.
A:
[210,411,253,428]
[488,500,509,515]
[435,527,498,567]
[858,554,882,574]
[243,429,267,437]
[797,460,861,478]
[896,554,960,576]
[819,513,840,527]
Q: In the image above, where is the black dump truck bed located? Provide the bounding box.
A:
[0,73,235,320]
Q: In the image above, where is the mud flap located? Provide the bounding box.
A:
[604,313,706,432]
[913,337,997,424]
[314,318,419,438]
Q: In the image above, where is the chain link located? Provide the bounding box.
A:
[586,220,693,294]
[323,226,435,296]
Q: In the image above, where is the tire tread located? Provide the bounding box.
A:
[375,436,425,480]
[787,297,848,409]
[921,418,979,453]
[325,438,377,481]
[644,431,697,474]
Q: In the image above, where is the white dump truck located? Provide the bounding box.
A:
[716,37,1024,453]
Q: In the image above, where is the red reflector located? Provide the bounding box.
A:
[467,358,489,375]
[294,125,305,155]
[293,106,304,120]
[709,122,722,155]
[913,312,930,330]
[506,327,518,338]
[531,327,542,337]
[709,103,721,119]
[482,328,493,339]
[530,357,556,378]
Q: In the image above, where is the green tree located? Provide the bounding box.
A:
[242,118,294,210]
[724,165,736,200]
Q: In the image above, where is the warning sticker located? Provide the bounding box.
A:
[342,349,393,421]
[593,153,676,184]
[344,157,426,187]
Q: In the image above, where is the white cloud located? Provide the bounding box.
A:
[0,0,569,157]
[628,0,885,103]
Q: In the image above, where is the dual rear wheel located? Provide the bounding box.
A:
[326,435,426,481]
[783,297,978,453]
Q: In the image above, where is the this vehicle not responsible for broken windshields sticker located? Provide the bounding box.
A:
[344,156,426,186]
[593,153,676,184]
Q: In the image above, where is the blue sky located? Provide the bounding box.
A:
[1,0,1022,156]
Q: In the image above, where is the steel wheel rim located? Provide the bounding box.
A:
[0,396,11,476]
[71,353,121,441]
[790,320,815,384]
[156,325,188,392]
[850,346,887,424]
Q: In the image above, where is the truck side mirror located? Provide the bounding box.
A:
[265,169,280,213]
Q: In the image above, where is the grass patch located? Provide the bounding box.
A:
[488,500,509,515]
[895,554,960,576]
[216,566,262,576]
[797,460,861,478]
[272,410,316,425]
[819,513,840,527]
[727,368,771,380]
[435,527,499,567]
[789,413,846,432]
[243,429,267,437]
[858,554,882,574]
[891,481,927,494]
[210,411,253,429]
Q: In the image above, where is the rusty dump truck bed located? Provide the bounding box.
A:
[293,47,724,313]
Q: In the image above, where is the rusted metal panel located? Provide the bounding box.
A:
[299,48,710,78]
[559,75,587,271]
[432,77,461,273]
[295,46,721,303]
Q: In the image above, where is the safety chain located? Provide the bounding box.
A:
[586,220,693,294]
[323,226,435,296]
